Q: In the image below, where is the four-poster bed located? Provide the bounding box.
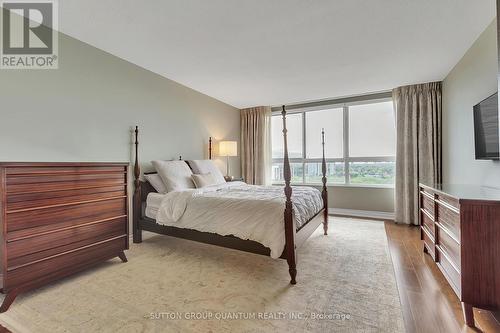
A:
[132,106,328,284]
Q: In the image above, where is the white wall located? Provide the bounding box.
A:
[443,19,500,187]
[0,32,241,176]
[305,185,394,213]
[328,186,394,213]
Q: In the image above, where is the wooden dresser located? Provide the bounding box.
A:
[419,183,500,327]
[0,162,129,312]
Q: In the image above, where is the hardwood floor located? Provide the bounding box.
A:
[385,221,500,333]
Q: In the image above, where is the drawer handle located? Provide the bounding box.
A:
[7,195,127,214]
[420,191,434,200]
[8,170,126,176]
[420,208,435,221]
[435,199,460,214]
[436,244,461,274]
[8,183,127,195]
[435,222,460,245]
[422,225,435,243]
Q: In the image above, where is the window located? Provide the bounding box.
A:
[271,113,302,159]
[306,109,343,158]
[349,102,395,157]
[271,100,395,186]
[305,162,345,184]
[349,161,395,185]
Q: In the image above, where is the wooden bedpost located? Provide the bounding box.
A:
[209,137,212,160]
[282,105,297,285]
[133,126,143,243]
[321,128,328,235]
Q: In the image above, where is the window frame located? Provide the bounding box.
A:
[271,98,396,188]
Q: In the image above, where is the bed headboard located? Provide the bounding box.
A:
[133,128,213,206]
[141,172,158,202]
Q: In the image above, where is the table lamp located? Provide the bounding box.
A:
[219,141,237,179]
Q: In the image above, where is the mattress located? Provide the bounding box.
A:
[145,192,165,219]
[149,182,324,258]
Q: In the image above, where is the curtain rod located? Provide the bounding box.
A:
[271,91,392,112]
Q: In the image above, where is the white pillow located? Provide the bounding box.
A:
[152,160,195,192]
[187,160,225,185]
[191,173,218,188]
[144,173,167,194]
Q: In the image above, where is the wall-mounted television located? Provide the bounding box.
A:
[473,92,499,160]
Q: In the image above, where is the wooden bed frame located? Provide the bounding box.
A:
[132,106,328,284]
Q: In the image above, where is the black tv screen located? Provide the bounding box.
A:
[473,93,499,160]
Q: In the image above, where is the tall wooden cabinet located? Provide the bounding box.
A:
[419,183,500,327]
[0,162,129,312]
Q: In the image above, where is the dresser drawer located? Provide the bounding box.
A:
[5,166,125,195]
[437,247,461,296]
[436,202,460,240]
[437,224,461,270]
[6,185,126,212]
[4,236,127,290]
[437,193,459,210]
[7,216,127,269]
[7,178,126,195]
[6,172,125,186]
[421,211,435,238]
[420,186,434,196]
[5,165,126,176]
[6,197,127,232]
[420,191,435,218]
[422,227,435,259]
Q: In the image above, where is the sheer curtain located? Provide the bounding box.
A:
[393,82,442,225]
[240,106,272,185]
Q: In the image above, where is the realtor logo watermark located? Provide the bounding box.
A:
[1,0,58,69]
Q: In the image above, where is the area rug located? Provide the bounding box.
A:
[0,217,404,332]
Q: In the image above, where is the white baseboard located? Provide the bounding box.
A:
[329,208,395,221]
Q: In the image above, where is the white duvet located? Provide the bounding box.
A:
[151,182,323,258]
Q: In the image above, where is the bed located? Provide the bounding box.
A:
[132,106,328,284]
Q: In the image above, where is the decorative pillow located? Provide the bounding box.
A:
[187,160,226,185]
[144,173,167,194]
[191,173,218,188]
[152,160,195,192]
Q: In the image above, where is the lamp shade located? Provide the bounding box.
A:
[219,141,237,157]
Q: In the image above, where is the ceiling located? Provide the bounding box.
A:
[57,0,495,108]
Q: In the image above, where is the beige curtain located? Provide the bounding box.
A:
[394,82,442,225]
[240,106,271,185]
